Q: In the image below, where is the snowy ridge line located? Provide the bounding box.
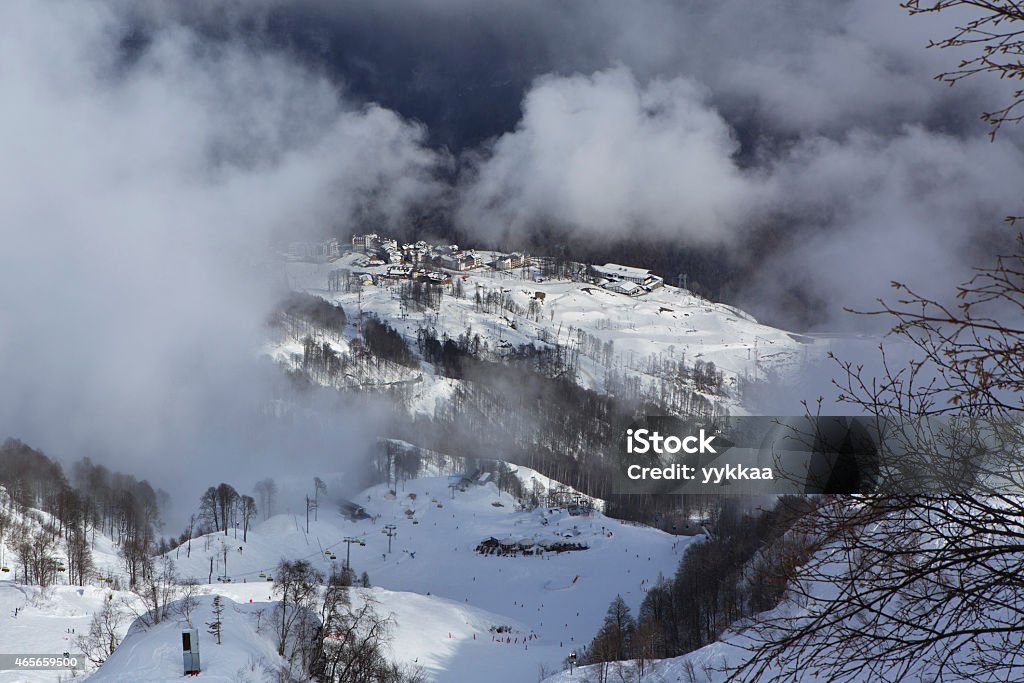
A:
[280,253,831,418]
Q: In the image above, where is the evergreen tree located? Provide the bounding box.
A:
[207,595,224,645]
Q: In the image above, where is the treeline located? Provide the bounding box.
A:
[199,483,257,542]
[364,315,417,367]
[0,439,165,588]
[280,292,732,528]
[284,308,733,528]
[295,315,420,387]
[405,326,729,526]
[275,292,348,341]
[372,439,585,511]
[584,497,817,670]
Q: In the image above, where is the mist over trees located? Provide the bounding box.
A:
[274,269,734,530]
[0,439,165,589]
[7,2,1024,679]
[275,292,348,342]
[254,478,278,521]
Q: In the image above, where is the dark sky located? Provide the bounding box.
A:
[146,0,1024,327]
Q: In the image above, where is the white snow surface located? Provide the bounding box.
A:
[278,254,829,416]
[0,505,139,683]
[88,594,283,682]
[159,475,691,681]
[0,582,128,683]
[1,473,691,682]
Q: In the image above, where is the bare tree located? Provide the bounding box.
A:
[0,510,9,568]
[585,595,635,672]
[727,3,1024,654]
[215,483,239,537]
[185,514,195,558]
[832,240,1024,418]
[240,495,257,543]
[13,521,60,588]
[132,555,179,626]
[65,524,92,586]
[254,478,277,521]
[273,559,324,658]
[731,245,1024,681]
[176,578,203,628]
[312,572,406,683]
[724,13,1024,671]
[903,1,1024,138]
[252,607,267,634]
[199,487,220,533]
[78,594,126,666]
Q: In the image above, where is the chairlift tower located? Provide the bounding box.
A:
[356,287,364,351]
[342,536,365,569]
[305,496,317,534]
[382,524,398,554]
[751,335,773,383]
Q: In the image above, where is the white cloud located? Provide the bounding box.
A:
[459,67,763,244]
[0,0,440,483]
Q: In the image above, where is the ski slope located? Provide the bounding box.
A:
[164,474,693,680]
[2,460,682,681]
[0,505,139,683]
[88,594,284,683]
[280,253,827,415]
[0,582,128,683]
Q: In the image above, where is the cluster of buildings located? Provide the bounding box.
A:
[382,264,451,285]
[474,536,589,557]
[353,234,427,265]
[286,238,343,262]
[351,233,527,273]
[587,263,664,297]
[292,233,665,300]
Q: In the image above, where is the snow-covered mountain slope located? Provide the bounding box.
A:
[279,253,827,415]
[542,637,750,683]
[87,583,558,683]
[0,507,130,592]
[164,474,694,680]
[88,594,284,682]
[542,509,1024,683]
[0,504,139,683]
[4,465,684,681]
[0,583,127,683]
